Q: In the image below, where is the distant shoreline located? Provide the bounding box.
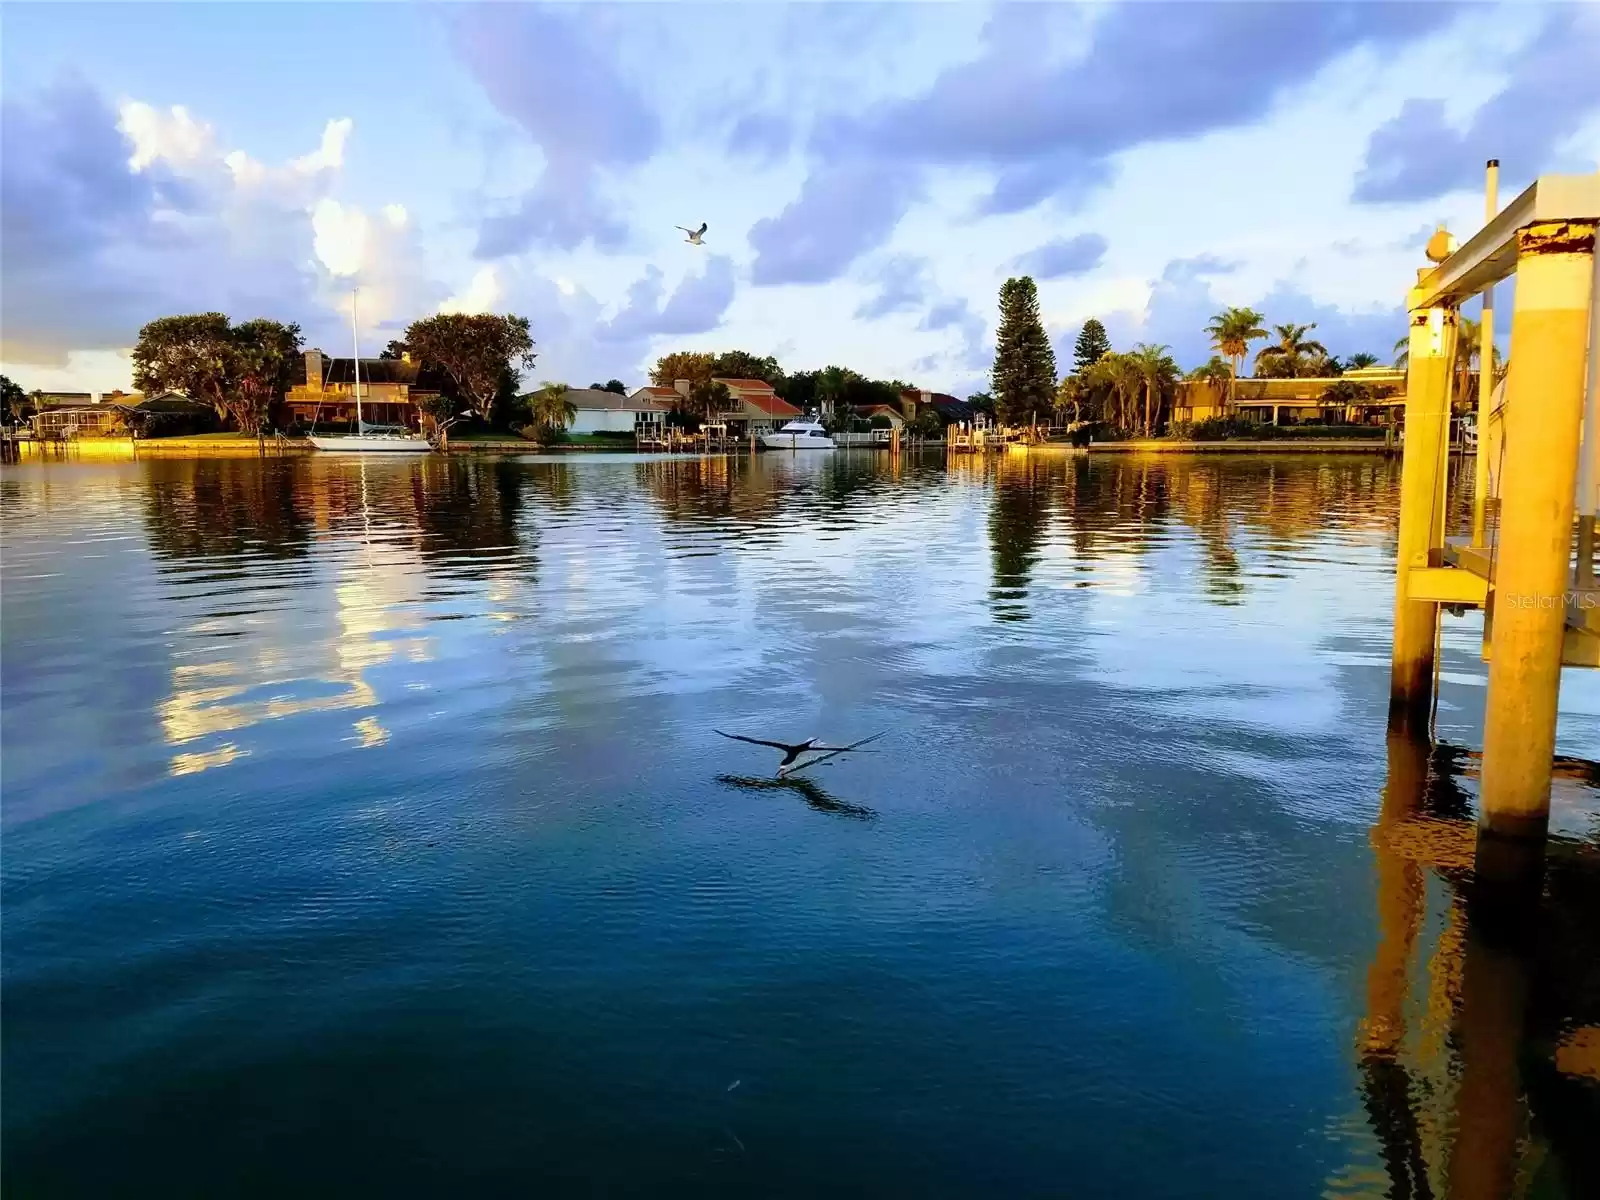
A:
[5,435,1418,461]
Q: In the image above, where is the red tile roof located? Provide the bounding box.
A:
[640,385,680,397]
[742,392,800,417]
[713,377,777,391]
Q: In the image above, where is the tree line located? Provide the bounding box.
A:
[11,310,540,443]
[988,279,1400,438]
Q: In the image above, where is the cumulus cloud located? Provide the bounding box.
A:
[1089,255,1403,369]
[854,255,932,320]
[1353,7,1600,204]
[749,160,922,285]
[829,2,1457,216]
[451,5,660,256]
[597,256,737,343]
[743,2,1456,290]
[439,266,503,317]
[1013,233,1108,280]
[0,80,426,372]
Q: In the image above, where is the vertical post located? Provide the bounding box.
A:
[1389,293,1458,734]
[1577,230,1600,584]
[1472,160,1499,547]
[1478,220,1598,853]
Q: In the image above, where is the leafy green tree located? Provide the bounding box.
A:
[709,351,785,389]
[1254,322,1327,378]
[379,339,411,360]
[967,391,996,418]
[686,379,732,422]
[1346,352,1381,369]
[779,369,819,414]
[603,379,627,394]
[417,392,464,448]
[132,312,237,420]
[403,313,535,426]
[2,375,32,423]
[528,382,578,433]
[650,350,716,390]
[1203,306,1268,408]
[229,319,303,435]
[1130,343,1179,437]
[1072,318,1112,375]
[991,276,1056,427]
[1087,351,1144,436]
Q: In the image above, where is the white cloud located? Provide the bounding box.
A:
[117,101,214,171]
[312,198,369,278]
[291,117,352,174]
[439,266,501,316]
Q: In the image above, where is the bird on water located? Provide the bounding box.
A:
[714,730,883,776]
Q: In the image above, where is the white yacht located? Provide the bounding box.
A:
[310,288,433,454]
[761,420,835,451]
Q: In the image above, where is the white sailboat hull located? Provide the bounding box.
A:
[309,434,432,453]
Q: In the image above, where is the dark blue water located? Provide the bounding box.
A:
[3,451,1597,1197]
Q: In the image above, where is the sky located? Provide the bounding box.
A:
[2,1,1597,399]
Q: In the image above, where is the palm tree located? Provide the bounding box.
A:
[529,382,577,431]
[1087,352,1144,437]
[1130,343,1180,437]
[1393,317,1502,406]
[1346,352,1380,370]
[1204,307,1268,410]
[816,365,855,426]
[1254,322,1328,377]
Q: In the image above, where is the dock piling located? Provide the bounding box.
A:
[1388,294,1457,735]
[1477,220,1598,850]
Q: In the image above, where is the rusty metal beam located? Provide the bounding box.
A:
[1413,173,1600,309]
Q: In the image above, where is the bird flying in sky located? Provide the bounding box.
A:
[678,222,708,245]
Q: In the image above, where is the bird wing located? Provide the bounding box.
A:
[785,732,885,775]
[715,729,808,754]
[676,226,694,234]
[696,222,708,236]
[806,732,886,754]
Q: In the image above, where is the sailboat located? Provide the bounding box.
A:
[309,289,432,453]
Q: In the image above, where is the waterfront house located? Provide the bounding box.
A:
[29,390,144,438]
[711,377,800,435]
[902,389,975,426]
[563,387,673,436]
[284,349,440,429]
[1173,366,1407,426]
[852,403,905,429]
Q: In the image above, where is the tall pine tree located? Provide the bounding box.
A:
[1072,318,1111,375]
[991,276,1057,426]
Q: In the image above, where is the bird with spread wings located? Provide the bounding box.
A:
[677,222,708,245]
[715,730,884,776]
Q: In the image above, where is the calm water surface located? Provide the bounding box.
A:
[3,451,1598,1197]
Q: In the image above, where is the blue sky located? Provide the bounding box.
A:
[3,1,1597,397]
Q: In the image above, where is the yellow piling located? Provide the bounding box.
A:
[1472,160,1498,547]
[1478,220,1598,845]
[1388,294,1458,734]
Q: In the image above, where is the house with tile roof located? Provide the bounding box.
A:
[637,377,801,436]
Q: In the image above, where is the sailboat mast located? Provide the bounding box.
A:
[350,288,363,430]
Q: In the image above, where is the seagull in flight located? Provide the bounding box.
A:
[715,730,884,776]
[677,222,708,246]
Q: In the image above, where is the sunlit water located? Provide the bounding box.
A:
[3,451,1597,1197]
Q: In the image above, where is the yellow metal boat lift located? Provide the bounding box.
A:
[1389,166,1600,875]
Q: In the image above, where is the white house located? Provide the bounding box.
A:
[560,388,672,435]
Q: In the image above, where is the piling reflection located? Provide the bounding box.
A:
[1353,733,1600,1197]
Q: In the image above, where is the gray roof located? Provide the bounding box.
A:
[539,387,669,413]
